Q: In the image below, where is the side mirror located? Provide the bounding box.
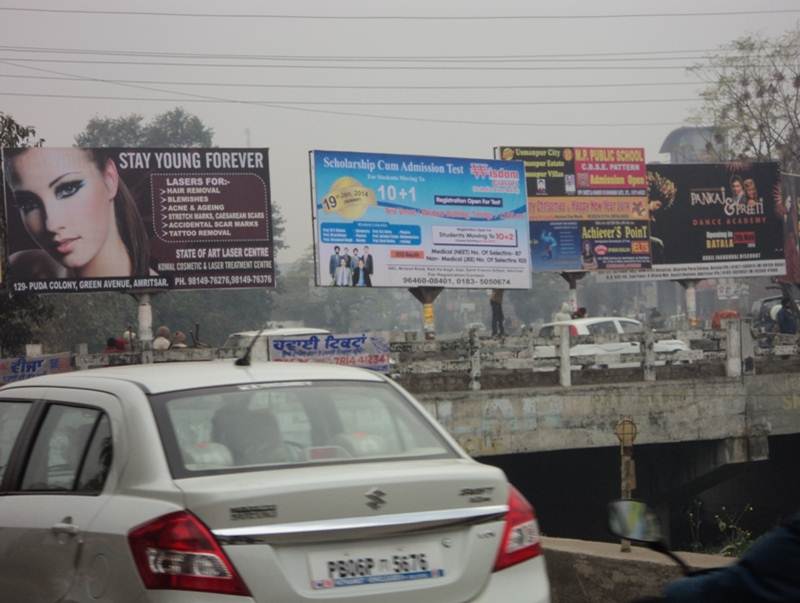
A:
[608,500,663,544]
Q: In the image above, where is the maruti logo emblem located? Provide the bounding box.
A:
[365,487,386,510]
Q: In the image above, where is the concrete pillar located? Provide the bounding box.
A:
[725,319,742,378]
[24,344,43,357]
[469,327,481,391]
[683,281,698,325]
[740,318,756,375]
[558,325,571,387]
[136,293,153,343]
[75,343,89,371]
[643,328,656,382]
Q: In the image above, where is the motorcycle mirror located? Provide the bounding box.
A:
[608,499,663,544]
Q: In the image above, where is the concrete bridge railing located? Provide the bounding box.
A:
[388,319,800,392]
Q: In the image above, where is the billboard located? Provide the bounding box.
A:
[270,331,391,372]
[310,150,531,289]
[496,146,651,272]
[1,147,273,293]
[597,162,785,282]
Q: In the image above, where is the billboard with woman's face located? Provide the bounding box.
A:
[1,147,273,293]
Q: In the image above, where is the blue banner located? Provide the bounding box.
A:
[311,150,531,289]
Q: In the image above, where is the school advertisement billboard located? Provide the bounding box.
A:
[597,162,785,282]
[310,150,531,289]
[496,146,651,272]
[1,147,273,293]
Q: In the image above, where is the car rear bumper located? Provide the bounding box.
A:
[135,556,549,603]
[471,555,550,602]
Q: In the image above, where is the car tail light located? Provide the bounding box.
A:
[569,325,579,337]
[128,511,251,596]
[493,486,542,572]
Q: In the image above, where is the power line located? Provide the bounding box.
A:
[0,44,752,61]
[0,56,762,70]
[0,60,690,128]
[0,44,756,64]
[0,92,685,127]
[0,6,798,20]
[0,72,705,91]
[0,90,699,106]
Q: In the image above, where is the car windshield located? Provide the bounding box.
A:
[151,381,455,476]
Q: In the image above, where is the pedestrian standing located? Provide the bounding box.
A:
[777,298,798,335]
[490,289,505,337]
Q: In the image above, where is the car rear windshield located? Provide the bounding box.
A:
[151,381,455,477]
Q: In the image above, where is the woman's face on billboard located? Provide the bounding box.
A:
[8,149,119,272]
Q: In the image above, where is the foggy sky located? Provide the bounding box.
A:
[1,0,797,262]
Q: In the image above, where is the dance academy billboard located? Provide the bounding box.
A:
[1,147,273,293]
[495,146,651,272]
[597,162,785,282]
[310,150,531,289]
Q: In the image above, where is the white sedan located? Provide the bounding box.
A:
[0,361,549,602]
[535,317,690,366]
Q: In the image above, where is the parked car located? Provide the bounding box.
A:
[223,327,332,360]
[0,361,549,602]
[535,317,690,366]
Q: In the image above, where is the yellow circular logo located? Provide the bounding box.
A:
[322,177,377,220]
[501,148,515,161]
[563,148,574,161]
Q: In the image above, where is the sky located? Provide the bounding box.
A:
[1,0,798,263]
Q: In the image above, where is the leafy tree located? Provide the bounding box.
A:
[690,26,800,169]
[0,113,54,355]
[75,107,212,147]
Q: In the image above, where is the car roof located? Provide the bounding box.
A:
[0,360,383,395]
[541,316,640,327]
[228,328,331,338]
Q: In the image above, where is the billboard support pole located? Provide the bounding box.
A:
[678,280,700,327]
[560,272,586,313]
[133,292,159,364]
[408,287,443,340]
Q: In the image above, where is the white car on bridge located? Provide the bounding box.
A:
[535,317,690,366]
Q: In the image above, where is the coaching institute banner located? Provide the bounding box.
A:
[597,162,785,282]
[496,146,651,272]
[310,150,531,289]
[1,147,273,293]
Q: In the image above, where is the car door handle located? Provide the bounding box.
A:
[52,522,80,536]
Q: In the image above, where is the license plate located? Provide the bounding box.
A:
[308,545,444,589]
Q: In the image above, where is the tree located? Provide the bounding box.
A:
[75,107,213,147]
[690,26,800,170]
[0,113,54,355]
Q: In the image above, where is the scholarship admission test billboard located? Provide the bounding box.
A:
[310,150,531,289]
[496,146,651,272]
[1,147,273,293]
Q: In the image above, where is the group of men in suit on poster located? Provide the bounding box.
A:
[328,246,374,287]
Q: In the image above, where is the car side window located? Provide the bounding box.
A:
[76,415,113,493]
[0,401,31,483]
[20,405,105,492]
[538,326,554,338]
[619,320,643,334]
[588,321,617,336]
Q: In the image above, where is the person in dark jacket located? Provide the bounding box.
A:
[352,258,371,287]
[776,298,798,335]
[663,512,800,602]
